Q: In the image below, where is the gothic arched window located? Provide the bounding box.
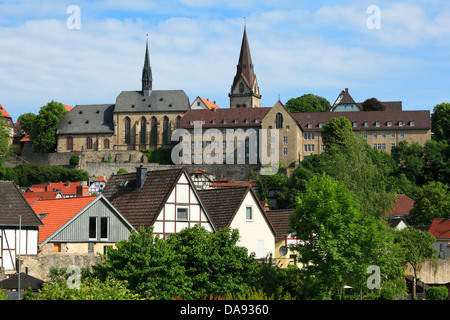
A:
[176,116,181,129]
[124,117,131,144]
[150,117,157,145]
[86,136,93,150]
[275,113,283,129]
[163,116,169,145]
[140,117,146,144]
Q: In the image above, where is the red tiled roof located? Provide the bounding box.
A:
[94,176,108,182]
[191,97,221,110]
[20,135,31,142]
[388,194,414,216]
[31,196,97,244]
[428,218,450,240]
[180,107,271,129]
[23,191,60,204]
[0,104,12,119]
[292,110,431,131]
[63,105,73,111]
[210,180,257,188]
[29,181,82,195]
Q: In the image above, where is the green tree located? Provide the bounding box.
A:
[92,227,190,299]
[289,174,376,299]
[394,227,437,300]
[431,102,450,142]
[407,181,450,225]
[321,116,354,149]
[17,112,37,134]
[422,139,450,185]
[426,286,448,300]
[167,225,258,299]
[391,140,425,185]
[30,101,67,152]
[361,98,386,111]
[31,277,139,300]
[0,116,12,166]
[285,94,331,113]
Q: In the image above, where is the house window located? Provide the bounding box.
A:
[86,136,93,150]
[162,116,169,145]
[399,121,404,127]
[352,122,357,128]
[391,143,396,148]
[373,132,377,139]
[101,217,109,240]
[66,136,73,150]
[246,206,253,221]
[283,147,288,155]
[410,121,415,126]
[363,121,368,127]
[318,122,323,128]
[382,132,386,138]
[375,121,380,127]
[391,132,395,138]
[104,139,110,149]
[283,136,288,144]
[177,207,189,221]
[176,116,181,129]
[387,121,392,127]
[400,132,404,138]
[89,217,97,239]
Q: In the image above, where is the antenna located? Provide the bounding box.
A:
[244,17,246,28]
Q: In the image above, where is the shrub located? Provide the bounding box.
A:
[117,168,128,174]
[426,286,448,300]
[69,152,79,166]
[379,287,395,300]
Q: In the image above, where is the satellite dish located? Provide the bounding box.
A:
[279,246,288,256]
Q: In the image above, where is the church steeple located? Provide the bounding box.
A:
[142,36,152,96]
[229,24,261,108]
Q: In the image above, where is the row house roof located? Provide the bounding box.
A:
[292,110,431,132]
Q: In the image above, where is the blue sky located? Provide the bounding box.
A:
[1,0,449,121]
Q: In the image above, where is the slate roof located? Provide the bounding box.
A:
[102,168,189,230]
[31,195,98,244]
[0,272,45,290]
[198,186,275,234]
[292,110,431,131]
[0,181,43,227]
[265,209,294,242]
[232,26,257,89]
[57,104,115,135]
[180,107,271,129]
[114,90,190,113]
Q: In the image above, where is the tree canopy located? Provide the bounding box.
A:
[361,97,386,111]
[431,102,450,142]
[285,94,331,113]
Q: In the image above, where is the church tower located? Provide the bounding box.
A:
[229,26,261,108]
[142,37,152,96]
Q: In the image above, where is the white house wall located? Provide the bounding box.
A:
[153,173,214,237]
[229,192,275,259]
[1,228,38,271]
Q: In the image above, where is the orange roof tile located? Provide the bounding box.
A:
[31,196,97,244]
[94,176,108,182]
[0,104,12,119]
[20,134,31,142]
[428,218,450,240]
[23,191,60,204]
[63,104,73,111]
[29,181,82,195]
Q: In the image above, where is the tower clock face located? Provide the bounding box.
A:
[239,82,244,93]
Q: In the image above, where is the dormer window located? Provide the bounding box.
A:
[306,123,312,128]
[244,118,249,123]
[352,122,357,128]
[363,121,368,127]
[410,121,415,126]
[212,119,216,124]
[375,121,380,127]
[233,119,238,124]
[189,120,194,125]
[387,121,392,127]
[318,122,323,128]
[399,121,404,127]
[255,118,260,123]
[223,119,227,124]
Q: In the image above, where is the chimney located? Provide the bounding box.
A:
[76,185,89,197]
[136,165,147,189]
[345,88,348,93]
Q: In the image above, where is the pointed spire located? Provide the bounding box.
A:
[142,35,152,96]
[233,24,256,89]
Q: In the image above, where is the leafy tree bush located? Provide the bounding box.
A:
[285,94,331,113]
[69,152,80,166]
[431,102,450,142]
[361,97,386,111]
[117,168,128,174]
[0,163,88,186]
[141,148,173,164]
[426,286,448,300]
[29,277,138,300]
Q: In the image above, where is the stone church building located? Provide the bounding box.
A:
[56,39,190,152]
